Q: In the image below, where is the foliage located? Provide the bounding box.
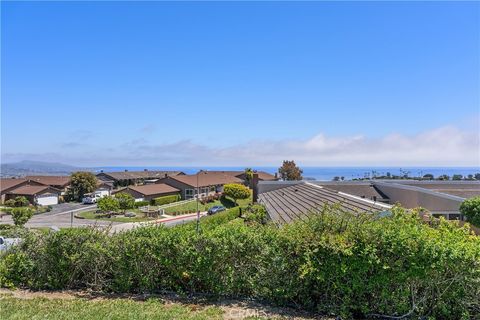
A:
[134,200,150,208]
[10,207,34,227]
[223,184,251,205]
[1,206,479,319]
[243,204,268,224]
[244,168,254,186]
[452,174,463,181]
[97,196,120,213]
[278,160,303,181]
[4,196,30,207]
[115,193,135,210]
[3,199,16,207]
[153,194,181,206]
[460,196,480,227]
[68,172,97,201]
[422,173,434,180]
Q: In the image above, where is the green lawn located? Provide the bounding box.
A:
[77,210,159,223]
[0,295,223,320]
[163,195,252,215]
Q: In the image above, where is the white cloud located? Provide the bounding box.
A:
[2,126,479,166]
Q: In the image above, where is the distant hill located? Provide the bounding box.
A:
[0,160,92,177]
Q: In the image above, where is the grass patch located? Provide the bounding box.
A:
[77,210,158,223]
[0,295,223,320]
[163,195,252,215]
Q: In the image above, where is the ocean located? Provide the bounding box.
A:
[93,166,480,181]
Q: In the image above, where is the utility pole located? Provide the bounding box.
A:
[70,211,73,228]
[196,170,200,234]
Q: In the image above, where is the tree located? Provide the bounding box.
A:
[333,176,340,181]
[244,168,254,187]
[423,174,434,180]
[452,174,463,181]
[69,172,97,201]
[11,207,34,227]
[459,196,480,227]
[278,160,303,181]
[438,174,450,181]
[97,196,120,213]
[223,183,251,205]
[14,196,30,207]
[475,173,480,180]
[115,192,135,211]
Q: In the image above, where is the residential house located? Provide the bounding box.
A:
[4,185,61,206]
[96,170,186,188]
[25,175,71,195]
[0,178,44,203]
[112,183,180,202]
[158,171,244,200]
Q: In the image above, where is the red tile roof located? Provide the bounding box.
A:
[166,172,243,188]
[25,176,71,188]
[7,185,60,196]
[0,178,28,193]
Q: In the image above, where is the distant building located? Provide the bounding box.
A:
[201,170,279,182]
[158,171,244,200]
[96,170,185,188]
[5,185,61,206]
[25,175,71,195]
[112,184,180,202]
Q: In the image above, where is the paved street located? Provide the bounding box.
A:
[0,203,120,229]
[1,203,206,231]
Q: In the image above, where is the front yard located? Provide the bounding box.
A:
[76,210,161,223]
[163,195,252,215]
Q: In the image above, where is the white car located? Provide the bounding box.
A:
[82,193,101,204]
[0,236,22,252]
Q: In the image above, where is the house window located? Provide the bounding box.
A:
[185,189,194,199]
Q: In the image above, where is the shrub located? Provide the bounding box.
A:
[134,200,150,208]
[153,194,180,206]
[10,207,34,227]
[4,199,16,207]
[97,196,120,213]
[460,196,480,227]
[1,206,479,319]
[223,184,250,205]
[114,193,135,210]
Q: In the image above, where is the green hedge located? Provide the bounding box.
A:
[152,194,180,206]
[134,200,150,208]
[1,206,479,319]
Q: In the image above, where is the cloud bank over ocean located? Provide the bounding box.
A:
[2,125,479,167]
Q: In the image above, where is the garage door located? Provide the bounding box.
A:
[36,194,58,206]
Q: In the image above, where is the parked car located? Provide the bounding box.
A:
[0,236,22,252]
[82,192,105,204]
[207,205,226,215]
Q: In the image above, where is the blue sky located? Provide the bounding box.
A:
[1,1,479,166]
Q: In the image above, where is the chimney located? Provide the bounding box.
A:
[274,172,278,180]
[252,173,259,203]
[164,173,168,178]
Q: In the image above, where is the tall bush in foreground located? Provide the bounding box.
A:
[97,196,120,213]
[460,196,480,227]
[10,207,34,227]
[115,193,135,211]
[1,206,479,319]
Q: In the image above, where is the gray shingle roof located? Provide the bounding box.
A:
[258,182,391,224]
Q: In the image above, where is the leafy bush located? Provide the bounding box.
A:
[244,204,268,224]
[4,199,16,207]
[153,194,181,206]
[460,196,480,227]
[97,196,120,213]
[1,206,479,319]
[134,200,150,208]
[10,207,34,227]
[223,184,251,205]
[114,193,135,210]
[4,196,30,208]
